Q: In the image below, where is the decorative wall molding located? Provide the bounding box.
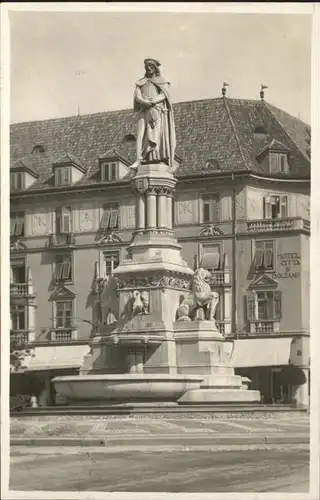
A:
[116,271,192,291]
[98,231,124,244]
[199,224,224,236]
[10,239,27,252]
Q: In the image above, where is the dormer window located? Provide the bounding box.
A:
[254,125,267,135]
[53,153,86,187]
[55,167,71,186]
[10,172,24,191]
[32,145,45,154]
[269,153,288,174]
[101,162,118,182]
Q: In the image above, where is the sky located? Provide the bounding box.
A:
[9,11,312,124]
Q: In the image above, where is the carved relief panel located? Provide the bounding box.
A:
[176,193,197,225]
[75,203,96,232]
[121,197,136,229]
[32,210,51,235]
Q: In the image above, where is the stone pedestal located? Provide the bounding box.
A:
[56,161,260,405]
[173,321,260,404]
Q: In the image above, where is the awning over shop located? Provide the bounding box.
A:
[14,344,90,372]
[231,337,293,368]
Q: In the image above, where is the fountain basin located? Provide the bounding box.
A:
[52,374,204,402]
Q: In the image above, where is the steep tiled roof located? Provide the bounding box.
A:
[10,97,310,192]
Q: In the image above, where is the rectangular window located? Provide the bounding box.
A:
[253,240,274,270]
[202,194,220,223]
[11,305,26,330]
[10,172,24,191]
[269,153,288,174]
[11,259,26,283]
[55,167,71,186]
[100,203,119,230]
[103,251,120,276]
[263,195,287,219]
[55,301,73,328]
[56,207,72,234]
[101,162,118,182]
[54,254,72,281]
[200,244,221,270]
[10,212,25,237]
[246,290,282,322]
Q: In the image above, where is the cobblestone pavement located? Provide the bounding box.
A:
[11,414,309,438]
[9,445,309,492]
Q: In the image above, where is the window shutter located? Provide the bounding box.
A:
[203,202,210,222]
[274,291,282,320]
[280,196,287,218]
[254,249,264,268]
[269,153,279,173]
[109,209,119,229]
[62,259,71,280]
[15,218,24,236]
[10,219,16,236]
[17,172,23,190]
[54,262,63,280]
[101,208,111,229]
[264,248,273,268]
[61,208,71,233]
[263,197,272,219]
[211,197,220,222]
[246,291,256,321]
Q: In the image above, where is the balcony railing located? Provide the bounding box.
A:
[10,283,30,297]
[247,217,310,233]
[48,233,75,248]
[208,271,231,287]
[50,328,77,342]
[10,330,30,345]
[249,320,280,334]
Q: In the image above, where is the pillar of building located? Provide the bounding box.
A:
[127,352,137,373]
[137,195,146,230]
[292,368,309,408]
[167,195,173,229]
[146,191,157,228]
[157,192,167,228]
[135,351,144,373]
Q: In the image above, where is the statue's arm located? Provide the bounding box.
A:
[134,86,152,107]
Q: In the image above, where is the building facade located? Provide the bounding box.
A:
[9,95,310,406]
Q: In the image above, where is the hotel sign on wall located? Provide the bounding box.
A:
[272,252,301,279]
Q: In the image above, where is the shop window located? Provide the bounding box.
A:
[263,195,287,219]
[10,212,25,237]
[100,203,119,230]
[253,240,274,271]
[202,194,220,223]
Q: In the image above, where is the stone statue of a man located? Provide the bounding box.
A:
[130,58,176,170]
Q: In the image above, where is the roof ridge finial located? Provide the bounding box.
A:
[222,81,229,97]
[260,84,268,101]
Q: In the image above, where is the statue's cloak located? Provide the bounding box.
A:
[133,76,176,168]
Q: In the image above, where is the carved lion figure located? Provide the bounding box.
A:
[192,267,219,320]
[176,267,219,322]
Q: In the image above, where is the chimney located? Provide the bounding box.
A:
[222,81,229,97]
[260,84,268,100]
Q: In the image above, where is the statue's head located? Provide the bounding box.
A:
[192,267,212,294]
[144,58,161,78]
